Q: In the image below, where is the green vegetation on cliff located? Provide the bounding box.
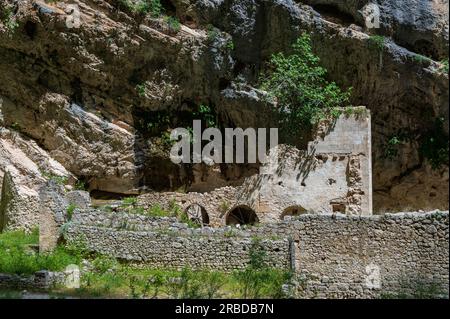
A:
[261,33,352,145]
[119,0,162,17]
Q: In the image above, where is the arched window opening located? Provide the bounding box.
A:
[280,206,307,220]
[226,206,259,226]
[185,204,210,226]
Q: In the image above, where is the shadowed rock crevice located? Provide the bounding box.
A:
[307,3,358,27]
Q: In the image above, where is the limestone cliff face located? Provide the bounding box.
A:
[0,0,448,212]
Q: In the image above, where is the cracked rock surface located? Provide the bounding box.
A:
[0,0,448,213]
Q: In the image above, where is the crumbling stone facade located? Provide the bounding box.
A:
[138,109,373,227]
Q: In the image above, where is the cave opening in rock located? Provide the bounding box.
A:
[161,0,177,16]
[310,3,357,27]
[226,205,259,226]
[410,39,440,61]
[280,205,307,220]
[24,21,37,40]
[90,190,126,200]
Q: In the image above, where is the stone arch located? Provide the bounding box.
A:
[185,203,210,226]
[280,205,307,220]
[225,205,259,226]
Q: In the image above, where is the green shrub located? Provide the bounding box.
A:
[10,122,21,131]
[168,200,183,216]
[62,238,90,261]
[178,268,205,298]
[118,0,162,17]
[224,229,236,237]
[439,59,449,73]
[122,197,138,207]
[165,16,181,33]
[200,271,226,299]
[261,33,352,146]
[192,104,217,127]
[135,83,146,97]
[149,0,163,17]
[66,204,77,221]
[232,238,292,298]
[368,35,386,52]
[413,54,431,65]
[226,39,235,50]
[0,228,38,248]
[100,205,114,213]
[1,7,19,34]
[383,135,402,159]
[0,230,83,275]
[368,35,386,68]
[91,255,119,274]
[206,24,219,42]
[147,204,171,218]
[248,237,266,269]
[233,267,291,299]
[74,180,87,191]
[166,268,225,299]
[178,212,201,229]
[219,200,230,214]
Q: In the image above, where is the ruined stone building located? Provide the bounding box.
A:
[0,0,448,299]
[137,108,373,227]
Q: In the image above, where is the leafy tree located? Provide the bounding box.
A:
[261,33,352,146]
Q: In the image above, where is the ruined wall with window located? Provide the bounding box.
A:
[137,108,373,226]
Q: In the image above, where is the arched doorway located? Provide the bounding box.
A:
[226,205,259,226]
[185,204,210,226]
[280,205,307,220]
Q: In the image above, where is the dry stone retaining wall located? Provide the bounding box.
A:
[65,224,291,271]
[65,210,449,298]
[71,209,179,232]
[289,212,449,298]
[0,270,66,291]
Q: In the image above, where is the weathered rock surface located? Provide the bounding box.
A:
[302,0,449,60]
[0,0,448,212]
[0,118,72,232]
[0,117,72,232]
[0,171,40,232]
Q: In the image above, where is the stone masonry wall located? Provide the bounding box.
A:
[291,212,449,298]
[0,270,66,291]
[65,210,448,298]
[71,209,179,232]
[65,224,291,271]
